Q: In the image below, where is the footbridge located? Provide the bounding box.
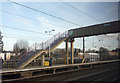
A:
[12,32,68,69]
[11,20,119,69]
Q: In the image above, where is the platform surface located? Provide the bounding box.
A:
[1,59,120,74]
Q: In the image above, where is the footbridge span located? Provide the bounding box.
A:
[12,20,119,69]
[12,32,68,69]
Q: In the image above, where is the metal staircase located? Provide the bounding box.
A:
[13,31,68,69]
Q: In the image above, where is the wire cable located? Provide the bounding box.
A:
[2,33,46,40]
[6,0,82,26]
[0,25,53,35]
[0,10,68,29]
[3,35,44,41]
[61,1,102,22]
[62,2,119,43]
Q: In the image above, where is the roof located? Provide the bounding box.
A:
[79,53,99,55]
[108,52,118,56]
[87,53,99,55]
[68,20,120,38]
[2,51,16,53]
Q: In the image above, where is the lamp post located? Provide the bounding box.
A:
[45,29,55,57]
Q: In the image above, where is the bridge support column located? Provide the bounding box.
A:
[83,36,85,59]
[41,55,45,66]
[70,38,74,64]
[65,39,69,64]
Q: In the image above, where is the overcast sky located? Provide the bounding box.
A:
[0,0,119,51]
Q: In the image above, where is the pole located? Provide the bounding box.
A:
[49,31,50,57]
[70,38,74,64]
[45,30,55,57]
[83,28,85,59]
[65,39,69,64]
[83,36,85,58]
[41,55,45,66]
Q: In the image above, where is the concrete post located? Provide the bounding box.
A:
[83,36,85,58]
[70,38,74,64]
[41,55,45,66]
[65,39,69,64]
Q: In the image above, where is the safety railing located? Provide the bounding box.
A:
[24,31,68,55]
[14,31,68,68]
[29,31,68,51]
[13,31,68,60]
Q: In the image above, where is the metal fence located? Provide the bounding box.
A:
[10,31,68,68]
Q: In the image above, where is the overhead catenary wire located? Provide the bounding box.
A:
[63,1,119,50]
[117,38,120,41]
[6,0,82,26]
[96,36,117,49]
[61,1,102,22]
[62,1,118,23]
[106,34,120,41]
[3,1,118,45]
[0,25,53,35]
[0,10,68,29]
[97,38,106,47]
[2,1,118,53]
[87,36,116,50]
[97,34,118,41]
[2,33,46,40]
[62,1,119,41]
[85,35,116,49]
[3,35,43,41]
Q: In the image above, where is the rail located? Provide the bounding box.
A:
[11,31,68,68]
[13,31,68,60]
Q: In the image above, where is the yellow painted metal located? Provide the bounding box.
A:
[82,58,85,63]
[44,61,49,66]
[18,38,66,69]
[18,50,47,69]
[41,55,45,66]
[70,38,75,64]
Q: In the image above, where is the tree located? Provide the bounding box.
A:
[74,48,81,53]
[86,49,97,53]
[13,43,20,53]
[99,47,109,60]
[13,40,29,53]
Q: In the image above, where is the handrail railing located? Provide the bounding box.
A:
[16,31,68,68]
[11,31,68,68]
[31,31,68,51]
[17,31,68,60]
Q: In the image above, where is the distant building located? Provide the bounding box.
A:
[78,53,99,62]
[0,31,3,52]
[85,53,99,62]
[78,53,87,59]
[0,51,16,60]
[108,52,118,56]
